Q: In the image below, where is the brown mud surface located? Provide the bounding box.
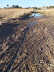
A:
[0,16,54,72]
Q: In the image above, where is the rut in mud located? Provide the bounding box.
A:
[4,13,40,72]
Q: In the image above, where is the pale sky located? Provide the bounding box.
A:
[0,0,54,8]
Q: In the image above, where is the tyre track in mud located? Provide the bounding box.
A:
[4,13,44,72]
[4,19,34,72]
[10,36,46,72]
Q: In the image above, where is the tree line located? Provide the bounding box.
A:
[49,6,54,8]
[0,5,54,9]
[4,5,22,8]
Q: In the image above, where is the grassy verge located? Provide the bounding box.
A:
[36,8,54,16]
[0,8,33,19]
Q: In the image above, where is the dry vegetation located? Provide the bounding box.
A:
[0,8,33,19]
[0,8,54,72]
[37,8,54,16]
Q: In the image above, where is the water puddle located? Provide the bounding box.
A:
[32,13,43,18]
[27,21,38,30]
[27,13,43,30]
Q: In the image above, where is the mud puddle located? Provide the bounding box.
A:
[27,21,38,30]
[30,13,43,18]
[27,13,44,29]
[32,13,43,18]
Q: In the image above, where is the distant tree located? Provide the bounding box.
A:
[32,7,37,9]
[7,4,9,8]
[49,6,54,8]
[19,7,22,8]
[15,5,19,8]
[12,5,15,8]
[28,7,30,8]
[12,5,19,8]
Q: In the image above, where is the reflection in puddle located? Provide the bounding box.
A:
[27,21,38,30]
[27,13,43,30]
[32,13,43,18]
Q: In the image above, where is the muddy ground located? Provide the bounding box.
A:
[0,16,54,72]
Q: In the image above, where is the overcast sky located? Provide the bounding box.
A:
[0,0,54,8]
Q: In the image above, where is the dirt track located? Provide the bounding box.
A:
[0,16,54,72]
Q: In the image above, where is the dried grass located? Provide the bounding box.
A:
[37,8,54,16]
[0,8,33,19]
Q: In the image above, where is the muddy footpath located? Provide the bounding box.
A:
[0,13,54,72]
